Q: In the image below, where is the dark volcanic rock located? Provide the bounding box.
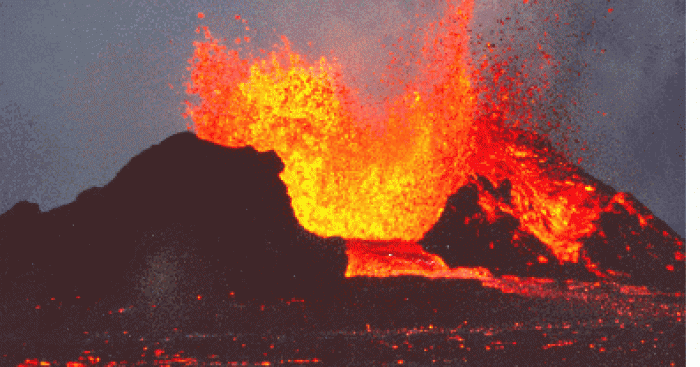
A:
[419,175,589,280]
[0,131,347,333]
[580,193,686,292]
[419,173,685,292]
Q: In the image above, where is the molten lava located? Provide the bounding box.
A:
[185,1,477,242]
[182,0,683,279]
[344,239,492,279]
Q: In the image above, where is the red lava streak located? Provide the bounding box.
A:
[345,239,492,279]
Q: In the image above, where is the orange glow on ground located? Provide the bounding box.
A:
[344,239,492,279]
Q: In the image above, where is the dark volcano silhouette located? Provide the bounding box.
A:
[0,130,686,366]
[0,131,347,315]
[0,129,684,335]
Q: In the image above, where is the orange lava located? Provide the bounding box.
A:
[182,2,680,276]
[184,1,477,242]
[345,239,492,279]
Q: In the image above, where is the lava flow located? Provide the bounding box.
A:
[344,239,492,279]
[182,1,684,281]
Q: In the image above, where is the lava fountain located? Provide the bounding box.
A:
[185,1,478,242]
[182,1,682,281]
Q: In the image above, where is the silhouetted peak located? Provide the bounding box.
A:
[0,131,347,316]
[421,172,685,291]
[0,200,41,221]
[107,131,284,189]
[74,186,104,202]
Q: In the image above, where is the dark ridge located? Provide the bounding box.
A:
[0,127,684,350]
[580,192,686,292]
[419,172,685,292]
[0,131,347,334]
[419,175,594,281]
[419,114,684,292]
[0,130,684,366]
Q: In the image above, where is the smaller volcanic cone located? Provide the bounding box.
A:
[419,175,565,278]
[419,162,685,293]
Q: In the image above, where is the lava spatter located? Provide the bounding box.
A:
[182,2,684,285]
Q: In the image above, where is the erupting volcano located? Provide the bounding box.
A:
[182,1,683,289]
[0,2,685,365]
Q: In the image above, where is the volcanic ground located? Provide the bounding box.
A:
[0,132,685,366]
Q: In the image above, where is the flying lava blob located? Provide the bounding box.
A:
[182,1,683,280]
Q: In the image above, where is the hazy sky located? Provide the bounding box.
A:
[0,0,686,237]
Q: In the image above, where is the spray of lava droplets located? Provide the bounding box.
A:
[182,0,650,270]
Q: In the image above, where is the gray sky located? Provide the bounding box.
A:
[0,0,686,237]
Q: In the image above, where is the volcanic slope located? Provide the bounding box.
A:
[419,127,685,293]
[0,130,686,366]
[0,129,684,333]
[0,131,347,331]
